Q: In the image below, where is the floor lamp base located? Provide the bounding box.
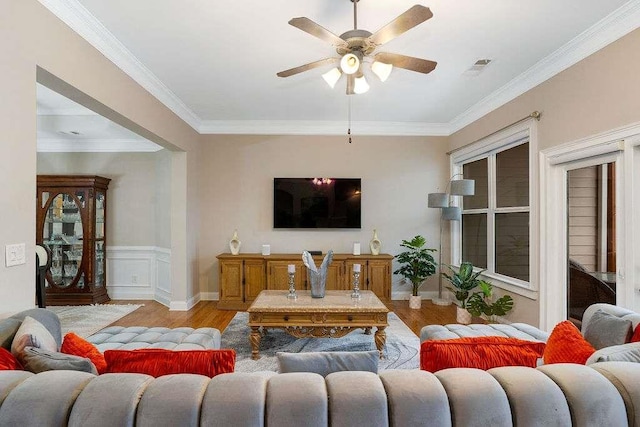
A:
[431,297,452,306]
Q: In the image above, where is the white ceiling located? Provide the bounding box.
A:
[38,0,639,139]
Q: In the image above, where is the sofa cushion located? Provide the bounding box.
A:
[21,347,98,374]
[11,316,58,365]
[0,318,22,350]
[543,321,595,364]
[583,309,632,350]
[277,351,379,377]
[586,342,640,364]
[420,337,545,372]
[104,348,235,377]
[61,332,107,374]
[0,348,23,371]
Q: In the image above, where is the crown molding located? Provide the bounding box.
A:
[198,120,451,136]
[37,0,202,130]
[39,0,640,137]
[37,138,163,152]
[448,0,640,135]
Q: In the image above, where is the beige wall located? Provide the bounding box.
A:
[198,135,449,296]
[0,0,200,314]
[37,151,171,247]
[449,28,640,326]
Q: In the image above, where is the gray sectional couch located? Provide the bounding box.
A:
[0,362,638,426]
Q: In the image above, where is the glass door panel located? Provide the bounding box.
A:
[96,191,105,239]
[95,241,105,288]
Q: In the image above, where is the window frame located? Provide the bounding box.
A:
[450,119,539,297]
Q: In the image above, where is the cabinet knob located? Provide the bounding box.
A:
[347,316,353,322]
[284,315,289,321]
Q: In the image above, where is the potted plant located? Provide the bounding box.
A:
[393,235,437,309]
[466,281,514,322]
[442,261,484,323]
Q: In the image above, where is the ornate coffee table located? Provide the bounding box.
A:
[247,290,389,360]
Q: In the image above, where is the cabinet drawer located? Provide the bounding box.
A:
[250,312,386,325]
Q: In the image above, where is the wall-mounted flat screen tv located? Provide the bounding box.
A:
[274,178,361,229]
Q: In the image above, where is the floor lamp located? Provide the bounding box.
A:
[428,177,475,306]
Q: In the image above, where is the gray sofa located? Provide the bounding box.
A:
[0,362,638,426]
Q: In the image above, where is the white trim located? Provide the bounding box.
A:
[198,120,451,136]
[448,0,640,134]
[392,290,439,301]
[169,294,200,311]
[37,138,163,153]
[37,0,201,130]
[540,123,640,329]
[37,0,640,137]
[106,246,173,302]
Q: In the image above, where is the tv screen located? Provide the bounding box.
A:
[274,178,361,229]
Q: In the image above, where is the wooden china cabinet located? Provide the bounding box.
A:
[36,175,111,305]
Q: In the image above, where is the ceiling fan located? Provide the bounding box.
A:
[277,0,437,95]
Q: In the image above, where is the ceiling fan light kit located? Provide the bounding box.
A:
[277,1,437,95]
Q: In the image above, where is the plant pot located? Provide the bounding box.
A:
[456,306,472,324]
[409,295,421,309]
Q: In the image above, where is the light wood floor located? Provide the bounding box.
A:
[107,299,462,337]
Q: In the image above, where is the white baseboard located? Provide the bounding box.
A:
[392,290,439,300]
[170,294,200,311]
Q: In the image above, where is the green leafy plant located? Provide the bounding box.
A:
[466,281,514,318]
[442,261,484,309]
[393,235,437,296]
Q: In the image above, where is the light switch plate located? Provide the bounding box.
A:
[5,243,26,267]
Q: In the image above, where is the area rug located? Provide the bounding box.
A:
[47,304,143,338]
[221,312,420,372]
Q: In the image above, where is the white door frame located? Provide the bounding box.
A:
[539,122,640,330]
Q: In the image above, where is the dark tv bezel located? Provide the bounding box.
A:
[273,177,361,229]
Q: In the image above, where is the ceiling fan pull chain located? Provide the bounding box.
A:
[348,97,352,143]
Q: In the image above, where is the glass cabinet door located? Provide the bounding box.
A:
[42,192,84,289]
[94,191,106,287]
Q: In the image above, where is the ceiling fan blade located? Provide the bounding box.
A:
[369,5,433,46]
[374,52,437,74]
[289,17,348,48]
[277,57,338,78]
[346,75,355,95]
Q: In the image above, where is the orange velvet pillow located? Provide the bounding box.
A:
[420,337,546,372]
[0,347,23,371]
[61,332,107,374]
[630,325,640,343]
[543,320,595,364]
[104,349,236,377]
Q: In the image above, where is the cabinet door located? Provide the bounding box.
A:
[220,259,243,302]
[244,259,265,302]
[324,262,346,290]
[345,260,368,292]
[268,261,305,290]
[367,260,391,299]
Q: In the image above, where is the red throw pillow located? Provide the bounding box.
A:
[61,332,107,374]
[420,337,546,372]
[0,347,23,371]
[104,349,236,377]
[543,320,595,364]
[630,325,640,343]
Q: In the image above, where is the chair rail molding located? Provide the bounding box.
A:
[539,120,640,330]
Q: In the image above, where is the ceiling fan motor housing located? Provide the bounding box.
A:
[338,29,376,56]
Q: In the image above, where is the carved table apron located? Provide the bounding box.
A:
[247,290,389,360]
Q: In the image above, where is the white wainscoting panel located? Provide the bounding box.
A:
[107,246,171,304]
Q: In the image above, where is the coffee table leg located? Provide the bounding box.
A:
[250,326,262,360]
[374,326,386,358]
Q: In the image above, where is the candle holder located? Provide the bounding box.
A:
[287,271,297,299]
[351,271,361,299]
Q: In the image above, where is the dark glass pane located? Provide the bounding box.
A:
[495,212,529,281]
[462,213,487,268]
[496,143,529,207]
[462,159,488,209]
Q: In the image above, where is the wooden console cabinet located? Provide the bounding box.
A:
[216,253,393,310]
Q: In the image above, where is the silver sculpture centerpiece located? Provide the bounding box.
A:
[302,250,333,298]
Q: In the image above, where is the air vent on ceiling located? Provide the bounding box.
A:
[463,58,493,76]
[58,130,82,136]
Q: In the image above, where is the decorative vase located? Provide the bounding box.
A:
[409,295,421,309]
[369,229,381,255]
[229,230,241,255]
[309,271,326,298]
[456,306,472,324]
[302,250,333,298]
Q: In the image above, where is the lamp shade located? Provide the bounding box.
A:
[442,206,462,221]
[371,61,392,82]
[353,75,370,94]
[450,179,475,196]
[428,193,449,208]
[340,53,360,75]
[322,68,342,88]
